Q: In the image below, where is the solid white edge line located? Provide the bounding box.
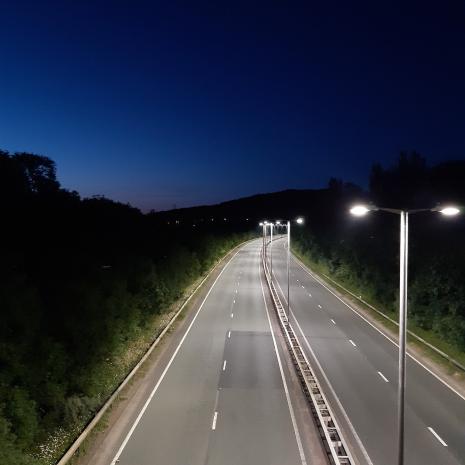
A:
[428,427,448,446]
[222,360,227,371]
[292,253,465,403]
[349,340,357,347]
[110,246,243,465]
[259,262,308,465]
[271,263,374,465]
[212,411,218,430]
[228,330,231,338]
[377,371,389,383]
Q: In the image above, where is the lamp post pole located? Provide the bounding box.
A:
[350,204,460,465]
[287,220,290,321]
[397,210,408,465]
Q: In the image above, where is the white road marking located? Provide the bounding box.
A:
[317,304,322,309]
[331,319,336,325]
[233,299,235,304]
[235,289,238,293]
[428,427,447,446]
[222,360,227,371]
[212,411,218,430]
[110,247,242,465]
[259,266,308,465]
[308,293,312,297]
[271,270,374,465]
[377,371,389,383]
[228,330,231,338]
[293,255,465,402]
[230,313,234,319]
[349,339,357,347]
[301,285,305,289]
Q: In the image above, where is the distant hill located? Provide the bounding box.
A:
[152,184,365,227]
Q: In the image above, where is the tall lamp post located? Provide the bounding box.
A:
[283,217,304,321]
[349,203,461,465]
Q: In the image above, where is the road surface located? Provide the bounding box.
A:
[109,240,311,465]
[270,237,465,465]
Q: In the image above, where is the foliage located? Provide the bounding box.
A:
[0,150,253,464]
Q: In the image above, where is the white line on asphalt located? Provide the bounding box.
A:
[301,285,305,289]
[271,271,374,465]
[308,293,312,297]
[212,411,218,430]
[349,339,357,347]
[292,255,465,402]
[235,289,238,293]
[228,330,231,338]
[233,299,235,304]
[428,427,447,446]
[259,266,308,465]
[110,246,242,465]
[317,304,322,309]
[377,371,389,383]
[331,319,336,325]
[231,313,234,318]
[222,360,227,371]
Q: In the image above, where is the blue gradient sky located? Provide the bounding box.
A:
[1,1,464,211]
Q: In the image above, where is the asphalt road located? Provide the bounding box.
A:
[269,237,465,465]
[110,240,309,465]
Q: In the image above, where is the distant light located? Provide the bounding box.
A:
[224,218,227,221]
[259,222,263,226]
[439,206,460,216]
[350,205,371,217]
[296,217,304,224]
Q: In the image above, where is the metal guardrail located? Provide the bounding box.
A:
[262,249,354,465]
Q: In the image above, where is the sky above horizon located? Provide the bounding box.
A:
[1,1,464,211]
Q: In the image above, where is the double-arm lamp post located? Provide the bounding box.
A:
[349,203,461,465]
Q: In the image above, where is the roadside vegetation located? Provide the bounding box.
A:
[0,150,253,464]
[292,154,465,366]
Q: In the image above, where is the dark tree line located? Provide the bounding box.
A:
[0,150,253,464]
[292,153,465,354]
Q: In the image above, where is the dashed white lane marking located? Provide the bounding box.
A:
[377,371,389,383]
[349,339,357,347]
[212,411,218,430]
[317,304,322,309]
[233,299,236,304]
[230,313,234,319]
[331,319,336,325]
[235,289,238,293]
[308,293,312,297]
[428,427,448,446]
[228,330,231,338]
[222,360,227,371]
[301,285,305,289]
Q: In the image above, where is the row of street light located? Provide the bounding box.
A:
[260,203,461,465]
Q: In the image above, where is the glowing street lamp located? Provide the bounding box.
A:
[350,203,461,465]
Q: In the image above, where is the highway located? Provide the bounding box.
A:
[270,237,465,465]
[108,240,311,465]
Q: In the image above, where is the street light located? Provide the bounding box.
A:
[350,203,461,465]
[278,217,305,322]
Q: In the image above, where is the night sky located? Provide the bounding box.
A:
[1,1,464,211]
